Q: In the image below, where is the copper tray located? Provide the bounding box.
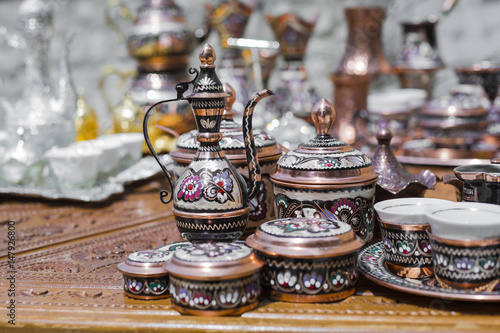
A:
[358,242,500,302]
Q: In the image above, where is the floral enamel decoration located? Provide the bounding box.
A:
[204,169,234,203]
[176,168,235,204]
[178,171,203,202]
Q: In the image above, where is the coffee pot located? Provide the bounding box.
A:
[144,44,273,242]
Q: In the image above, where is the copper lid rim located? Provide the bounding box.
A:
[164,253,263,280]
[246,230,365,259]
[171,148,282,163]
[117,262,168,276]
[172,207,250,219]
[271,173,378,188]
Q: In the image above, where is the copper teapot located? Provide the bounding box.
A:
[143,44,273,242]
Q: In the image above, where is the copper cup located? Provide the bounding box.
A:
[379,220,434,278]
[428,230,500,292]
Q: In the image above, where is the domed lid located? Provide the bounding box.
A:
[246,217,365,258]
[172,83,282,163]
[164,242,263,280]
[422,88,486,117]
[117,249,173,276]
[271,98,378,187]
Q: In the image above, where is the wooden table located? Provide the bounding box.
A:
[1,177,499,332]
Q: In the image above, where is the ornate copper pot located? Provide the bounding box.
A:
[144,44,273,242]
[271,99,378,243]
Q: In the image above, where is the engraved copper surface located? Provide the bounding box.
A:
[335,7,392,76]
[372,128,436,201]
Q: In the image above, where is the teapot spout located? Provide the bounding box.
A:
[57,31,77,119]
[242,89,274,199]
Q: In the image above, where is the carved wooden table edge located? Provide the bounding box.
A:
[1,217,500,332]
[0,178,173,258]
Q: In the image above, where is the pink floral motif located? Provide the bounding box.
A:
[332,198,357,222]
[178,173,202,202]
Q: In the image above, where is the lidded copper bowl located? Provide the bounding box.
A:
[419,89,489,147]
[164,242,263,316]
[171,83,282,234]
[271,98,379,242]
[246,217,365,302]
[117,249,174,300]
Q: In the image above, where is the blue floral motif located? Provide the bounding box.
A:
[202,169,235,203]
[454,257,475,271]
[302,273,323,291]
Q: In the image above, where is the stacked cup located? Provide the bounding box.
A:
[426,202,500,292]
[374,198,451,279]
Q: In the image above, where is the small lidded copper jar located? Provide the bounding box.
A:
[271,98,378,242]
[117,249,173,300]
[165,242,263,316]
[247,217,365,303]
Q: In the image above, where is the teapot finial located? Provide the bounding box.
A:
[222,82,236,120]
[376,127,393,146]
[199,43,216,68]
[312,98,335,137]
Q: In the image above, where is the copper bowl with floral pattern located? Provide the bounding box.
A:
[164,242,263,316]
[271,99,378,243]
[247,217,364,303]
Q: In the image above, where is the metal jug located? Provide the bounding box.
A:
[144,44,273,242]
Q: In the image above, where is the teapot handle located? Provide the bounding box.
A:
[242,89,274,200]
[98,64,137,114]
[143,68,199,204]
[105,0,136,42]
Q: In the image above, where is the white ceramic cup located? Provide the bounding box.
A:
[426,201,500,240]
[375,198,451,225]
[45,145,102,190]
[101,133,143,170]
[82,137,122,181]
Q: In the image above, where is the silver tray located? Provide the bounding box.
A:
[358,242,500,302]
[0,155,173,202]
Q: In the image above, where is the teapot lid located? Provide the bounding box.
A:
[164,242,263,280]
[271,98,378,187]
[246,217,365,258]
[172,83,282,163]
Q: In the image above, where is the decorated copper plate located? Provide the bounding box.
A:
[358,242,500,301]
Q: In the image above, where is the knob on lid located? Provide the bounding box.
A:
[312,98,335,136]
[188,43,228,99]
